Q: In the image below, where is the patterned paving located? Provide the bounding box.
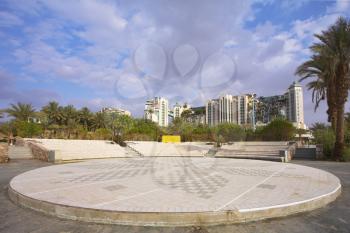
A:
[10,157,341,212]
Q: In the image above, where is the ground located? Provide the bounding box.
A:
[0,159,349,233]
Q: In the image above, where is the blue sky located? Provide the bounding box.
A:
[0,0,350,125]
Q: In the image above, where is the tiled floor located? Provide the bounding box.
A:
[10,157,340,213]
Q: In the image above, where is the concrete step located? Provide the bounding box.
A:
[125,146,143,157]
[8,146,33,159]
[216,155,284,162]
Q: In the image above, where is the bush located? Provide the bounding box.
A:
[94,128,111,140]
[213,123,246,142]
[313,128,335,159]
[192,124,213,141]
[343,147,350,162]
[260,118,295,141]
[14,121,43,138]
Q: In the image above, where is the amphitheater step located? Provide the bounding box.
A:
[125,145,143,157]
[8,146,33,160]
[216,155,284,162]
[205,148,218,157]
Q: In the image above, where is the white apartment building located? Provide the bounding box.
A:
[206,94,250,126]
[144,97,169,127]
[173,103,191,118]
[206,99,220,126]
[101,107,131,116]
[287,81,305,129]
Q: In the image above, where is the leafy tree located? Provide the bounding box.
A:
[6,103,35,121]
[261,118,295,141]
[111,115,133,144]
[126,119,160,141]
[213,123,246,142]
[310,122,328,131]
[14,121,42,138]
[94,128,111,140]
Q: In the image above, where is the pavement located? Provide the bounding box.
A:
[1,159,350,232]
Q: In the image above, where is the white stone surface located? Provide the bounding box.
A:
[10,157,340,213]
[25,139,129,161]
[127,141,212,157]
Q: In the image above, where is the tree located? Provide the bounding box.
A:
[92,112,107,130]
[78,107,93,130]
[42,101,63,125]
[296,17,350,160]
[296,55,337,130]
[213,123,246,142]
[261,118,295,141]
[14,121,43,138]
[62,105,77,125]
[112,115,133,144]
[6,103,35,121]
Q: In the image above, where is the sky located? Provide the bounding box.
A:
[0,0,350,125]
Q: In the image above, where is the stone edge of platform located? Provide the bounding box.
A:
[7,183,341,227]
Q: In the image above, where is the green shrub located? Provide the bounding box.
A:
[14,121,43,138]
[94,128,111,140]
[313,128,335,159]
[261,118,295,141]
[343,147,350,162]
[213,123,246,142]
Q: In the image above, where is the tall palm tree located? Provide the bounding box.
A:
[296,17,350,160]
[6,102,35,121]
[92,112,107,130]
[296,54,337,130]
[78,107,93,130]
[42,101,63,125]
[62,105,77,125]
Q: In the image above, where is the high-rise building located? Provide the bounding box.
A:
[206,99,220,126]
[287,81,305,129]
[144,97,169,127]
[206,94,251,126]
[255,81,305,129]
[101,107,131,116]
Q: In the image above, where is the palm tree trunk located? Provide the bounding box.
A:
[333,103,345,161]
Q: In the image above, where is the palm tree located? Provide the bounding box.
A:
[6,102,35,121]
[62,105,77,125]
[78,107,93,130]
[42,102,63,125]
[92,112,107,130]
[296,17,350,160]
[296,54,337,130]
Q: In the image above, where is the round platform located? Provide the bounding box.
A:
[9,157,341,226]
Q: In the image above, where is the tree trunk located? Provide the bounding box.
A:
[333,103,345,161]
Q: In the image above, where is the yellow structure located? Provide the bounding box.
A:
[162,135,181,143]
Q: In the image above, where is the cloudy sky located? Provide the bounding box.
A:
[1,0,350,125]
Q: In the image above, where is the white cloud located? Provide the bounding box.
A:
[0,11,22,27]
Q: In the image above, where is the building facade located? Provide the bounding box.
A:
[144,97,169,127]
[173,103,191,119]
[256,81,305,129]
[287,81,305,129]
[101,107,131,116]
[206,94,251,126]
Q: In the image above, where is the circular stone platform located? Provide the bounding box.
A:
[9,157,341,226]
